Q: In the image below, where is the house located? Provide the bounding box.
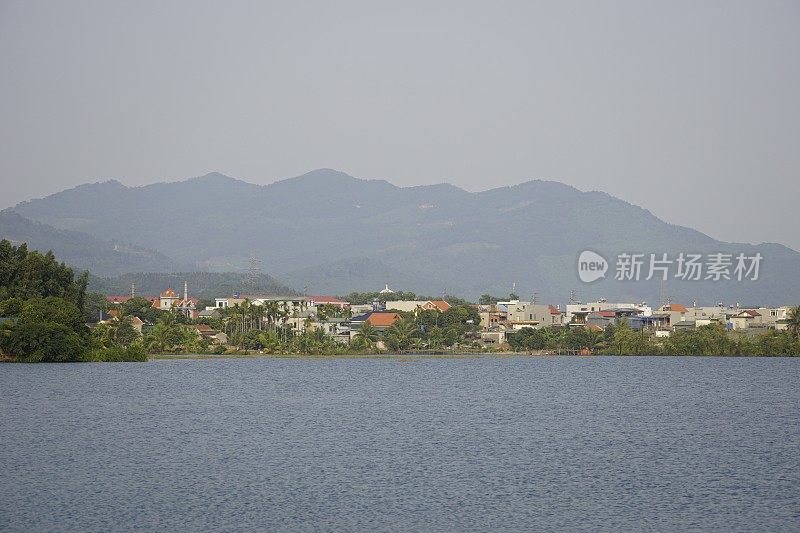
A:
[659,303,689,327]
[308,317,351,344]
[492,300,565,330]
[729,311,758,330]
[349,311,401,339]
[384,300,451,314]
[129,316,144,335]
[197,308,221,319]
[586,310,616,329]
[672,320,697,331]
[478,304,505,329]
[214,296,246,309]
[188,324,228,345]
[158,282,198,318]
[105,295,134,305]
[479,329,507,347]
[566,299,652,324]
[307,296,350,309]
[96,315,145,335]
[158,288,180,310]
[105,294,159,319]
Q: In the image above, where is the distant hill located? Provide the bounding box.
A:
[11,169,800,305]
[89,272,297,299]
[0,210,188,277]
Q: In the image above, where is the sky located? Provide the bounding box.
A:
[1,0,798,249]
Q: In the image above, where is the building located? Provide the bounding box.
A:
[379,284,394,295]
[157,282,197,318]
[307,296,350,309]
[349,311,401,339]
[384,300,451,313]
[500,301,565,329]
[188,324,228,345]
[565,299,652,325]
[197,308,222,319]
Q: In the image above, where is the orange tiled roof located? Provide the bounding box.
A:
[367,312,401,327]
[667,304,688,313]
[161,288,178,298]
[429,300,451,312]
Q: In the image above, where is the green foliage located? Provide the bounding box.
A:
[788,306,800,337]
[353,321,379,350]
[4,321,85,362]
[0,240,87,308]
[120,296,162,323]
[505,321,800,356]
[385,318,418,351]
[82,343,147,362]
[83,292,110,322]
[113,317,139,347]
[20,297,86,332]
[344,291,419,305]
[0,297,23,317]
[143,313,188,354]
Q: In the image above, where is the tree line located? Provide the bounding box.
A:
[0,240,145,362]
[508,317,800,356]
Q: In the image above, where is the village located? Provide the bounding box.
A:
[99,281,799,353]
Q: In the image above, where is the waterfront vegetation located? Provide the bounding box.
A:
[0,241,146,362]
[507,319,800,356]
[1,239,799,361]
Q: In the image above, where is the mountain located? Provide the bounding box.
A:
[89,272,296,299]
[9,169,800,305]
[0,210,189,277]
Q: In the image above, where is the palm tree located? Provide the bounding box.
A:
[145,322,171,353]
[787,306,800,337]
[354,321,379,351]
[386,318,417,352]
[264,301,280,330]
[249,302,265,331]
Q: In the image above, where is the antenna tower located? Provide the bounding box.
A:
[245,257,262,293]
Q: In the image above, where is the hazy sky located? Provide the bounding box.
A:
[1,1,798,249]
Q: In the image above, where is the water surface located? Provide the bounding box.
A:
[1,356,798,531]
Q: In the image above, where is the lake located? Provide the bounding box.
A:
[1,356,798,532]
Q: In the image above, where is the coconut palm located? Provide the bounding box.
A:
[386,318,418,352]
[354,321,379,351]
[145,321,171,353]
[264,301,281,330]
[787,306,800,337]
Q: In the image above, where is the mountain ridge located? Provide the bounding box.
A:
[7,169,799,305]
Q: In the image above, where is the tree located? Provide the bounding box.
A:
[113,317,139,347]
[385,318,418,352]
[354,321,379,351]
[145,322,171,353]
[4,321,85,362]
[787,306,800,338]
[0,240,87,308]
[121,296,161,323]
[83,292,110,322]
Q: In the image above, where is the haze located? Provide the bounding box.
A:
[1,1,798,249]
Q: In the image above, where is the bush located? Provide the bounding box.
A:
[4,321,85,362]
[81,344,148,362]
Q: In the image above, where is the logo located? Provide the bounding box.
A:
[578,250,608,283]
